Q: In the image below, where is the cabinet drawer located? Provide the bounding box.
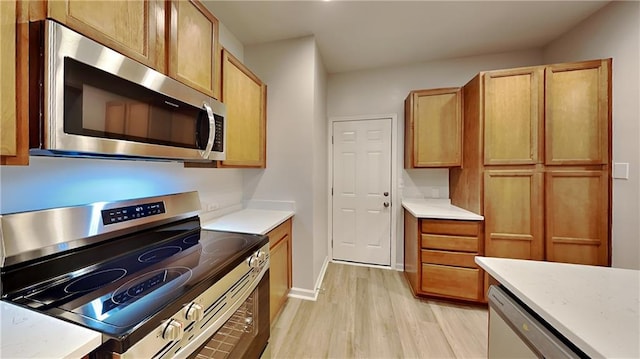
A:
[421,250,477,268]
[267,218,292,248]
[421,220,479,236]
[421,234,479,252]
[421,264,481,300]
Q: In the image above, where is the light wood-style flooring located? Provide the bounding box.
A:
[263,263,488,359]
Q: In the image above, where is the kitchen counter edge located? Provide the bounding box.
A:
[201,208,295,235]
[402,198,484,221]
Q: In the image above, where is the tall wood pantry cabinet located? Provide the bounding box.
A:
[450,58,611,267]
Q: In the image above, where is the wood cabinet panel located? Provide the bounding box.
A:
[483,67,543,165]
[546,170,609,265]
[403,210,420,295]
[421,264,481,300]
[545,60,610,165]
[269,235,290,323]
[484,170,544,260]
[219,49,266,168]
[48,0,165,71]
[405,87,462,168]
[421,234,479,253]
[168,0,218,97]
[268,218,292,323]
[421,250,477,268]
[0,0,17,156]
[421,220,479,236]
[268,217,291,247]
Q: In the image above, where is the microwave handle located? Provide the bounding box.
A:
[199,103,216,159]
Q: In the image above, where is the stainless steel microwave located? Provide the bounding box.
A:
[29,20,226,161]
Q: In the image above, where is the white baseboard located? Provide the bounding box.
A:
[287,256,330,302]
[395,262,404,271]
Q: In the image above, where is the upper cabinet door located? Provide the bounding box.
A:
[404,88,462,168]
[219,49,267,168]
[483,67,543,165]
[0,0,17,157]
[168,0,219,98]
[545,59,610,165]
[48,0,165,72]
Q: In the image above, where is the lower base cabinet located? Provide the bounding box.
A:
[268,218,292,323]
[404,210,485,302]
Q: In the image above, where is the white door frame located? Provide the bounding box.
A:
[328,113,399,270]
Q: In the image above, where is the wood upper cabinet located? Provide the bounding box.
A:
[404,87,462,168]
[48,0,166,72]
[483,67,543,165]
[219,49,267,168]
[0,1,17,157]
[545,59,610,165]
[268,218,292,323]
[545,170,609,265]
[1,1,29,165]
[168,0,219,98]
[483,170,544,260]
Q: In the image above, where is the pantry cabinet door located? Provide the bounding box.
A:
[483,67,543,165]
[168,0,219,97]
[48,0,165,71]
[545,170,609,266]
[484,170,544,260]
[545,59,610,165]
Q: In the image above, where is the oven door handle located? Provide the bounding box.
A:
[199,103,215,160]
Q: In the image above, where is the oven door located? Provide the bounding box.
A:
[34,20,226,161]
[188,271,270,359]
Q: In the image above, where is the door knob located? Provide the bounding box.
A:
[383,192,389,197]
[383,202,390,208]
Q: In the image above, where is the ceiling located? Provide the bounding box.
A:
[203,1,610,74]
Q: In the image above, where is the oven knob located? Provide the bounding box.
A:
[183,302,204,322]
[161,319,184,341]
[257,250,267,263]
[248,255,260,269]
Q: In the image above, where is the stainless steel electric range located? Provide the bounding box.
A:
[0,191,269,358]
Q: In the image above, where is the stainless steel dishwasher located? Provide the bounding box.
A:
[487,285,588,359]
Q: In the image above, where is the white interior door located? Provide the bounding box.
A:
[332,118,392,266]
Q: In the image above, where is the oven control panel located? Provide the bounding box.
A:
[102,201,166,225]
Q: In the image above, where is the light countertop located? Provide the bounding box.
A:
[476,257,640,359]
[402,198,484,221]
[1,301,102,358]
[201,209,294,235]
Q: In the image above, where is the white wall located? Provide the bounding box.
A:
[243,36,327,294]
[327,49,543,266]
[542,1,640,270]
[312,43,329,284]
[0,157,243,214]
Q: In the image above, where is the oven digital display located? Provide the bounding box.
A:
[102,201,166,225]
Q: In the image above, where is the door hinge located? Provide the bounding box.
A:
[331,188,333,196]
[331,136,334,144]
